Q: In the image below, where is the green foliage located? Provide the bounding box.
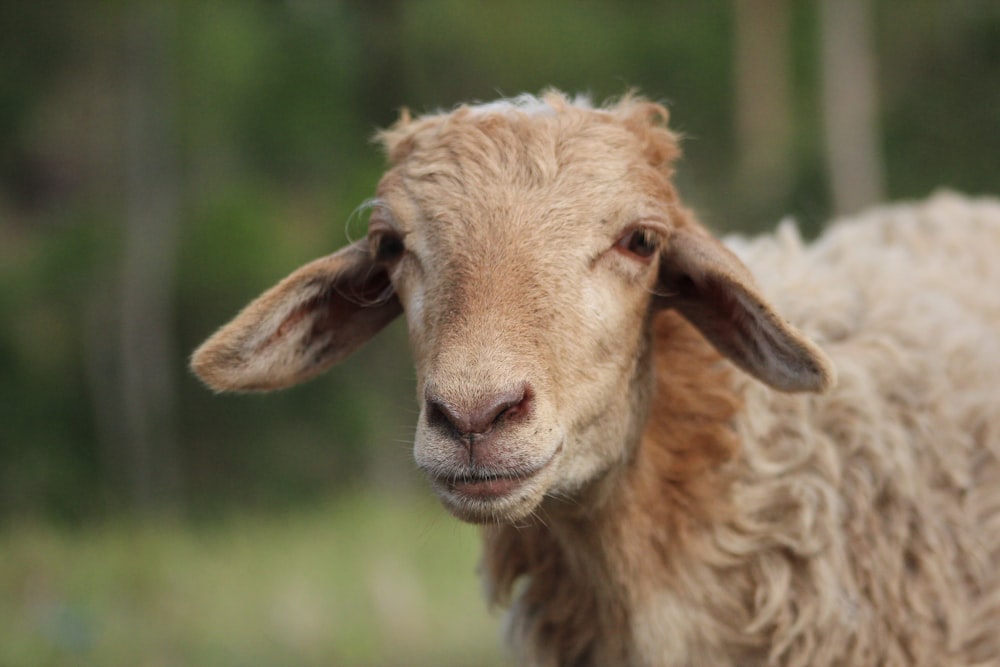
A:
[0,0,998,520]
[879,0,1000,197]
[0,495,505,667]
[0,212,112,519]
[0,1,997,661]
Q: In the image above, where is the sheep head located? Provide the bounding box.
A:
[191,92,834,524]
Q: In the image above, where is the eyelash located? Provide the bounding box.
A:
[615,227,659,260]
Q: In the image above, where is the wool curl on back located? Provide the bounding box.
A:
[716,193,1000,665]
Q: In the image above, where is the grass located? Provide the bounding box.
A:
[0,494,508,667]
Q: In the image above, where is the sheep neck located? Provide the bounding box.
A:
[482,311,743,665]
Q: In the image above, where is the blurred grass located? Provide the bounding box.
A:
[0,493,507,667]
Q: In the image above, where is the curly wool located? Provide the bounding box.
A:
[721,192,1000,666]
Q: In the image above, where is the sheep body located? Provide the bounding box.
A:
[726,193,1000,666]
[191,92,1000,667]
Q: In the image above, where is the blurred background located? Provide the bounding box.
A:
[1,0,998,665]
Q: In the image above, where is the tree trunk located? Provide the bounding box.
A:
[733,0,795,212]
[117,0,182,510]
[819,0,885,215]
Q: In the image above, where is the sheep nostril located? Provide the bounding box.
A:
[426,383,532,437]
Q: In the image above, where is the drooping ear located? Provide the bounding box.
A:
[191,240,401,392]
[655,227,835,393]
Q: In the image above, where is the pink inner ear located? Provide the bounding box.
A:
[316,264,396,324]
[191,240,403,393]
[266,302,312,349]
[656,245,833,393]
[702,276,757,341]
[661,271,760,362]
[258,266,397,355]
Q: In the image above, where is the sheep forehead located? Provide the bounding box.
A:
[378,89,677,163]
[376,106,664,248]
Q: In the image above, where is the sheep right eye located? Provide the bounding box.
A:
[615,227,660,261]
[371,231,406,264]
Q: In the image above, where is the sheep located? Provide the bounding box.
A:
[190,91,1000,667]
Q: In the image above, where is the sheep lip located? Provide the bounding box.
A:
[447,474,529,500]
[436,441,563,502]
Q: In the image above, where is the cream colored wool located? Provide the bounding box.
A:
[712,194,1000,666]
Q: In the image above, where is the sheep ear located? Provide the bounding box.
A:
[191,240,401,392]
[655,228,835,393]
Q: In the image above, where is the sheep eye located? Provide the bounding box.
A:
[371,231,406,264]
[615,228,659,260]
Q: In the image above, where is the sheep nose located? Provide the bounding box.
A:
[426,383,532,438]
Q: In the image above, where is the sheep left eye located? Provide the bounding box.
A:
[615,228,659,260]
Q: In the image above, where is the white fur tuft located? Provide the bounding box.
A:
[464,91,594,117]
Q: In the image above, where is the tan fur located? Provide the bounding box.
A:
[191,91,1000,666]
[485,313,743,666]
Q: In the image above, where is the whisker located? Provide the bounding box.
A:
[343,197,383,244]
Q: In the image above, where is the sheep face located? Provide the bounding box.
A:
[190,93,834,525]
[368,111,676,522]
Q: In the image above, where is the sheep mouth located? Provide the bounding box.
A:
[445,471,533,500]
[433,442,563,504]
